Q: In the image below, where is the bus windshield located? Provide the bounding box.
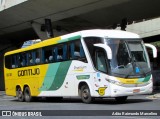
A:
[106,38,150,78]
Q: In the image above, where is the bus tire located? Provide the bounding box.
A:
[80,85,93,104]
[16,87,24,102]
[24,87,32,102]
[115,96,127,103]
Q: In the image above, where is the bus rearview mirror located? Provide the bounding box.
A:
[145,43,157,58]
[94,44,112,59]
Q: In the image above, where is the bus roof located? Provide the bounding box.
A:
[81,29,140,38]
[5,29,140,56]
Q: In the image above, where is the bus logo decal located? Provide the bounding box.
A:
[96,87,107,96]
[97,73,100,78]
[73,66,86,72]
[18,68,40,77]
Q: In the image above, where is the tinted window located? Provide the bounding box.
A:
[5,56,12,69]
[43,46,53,63]
[84,37,104,66]
[5,39,87,69]
[96,48,108,73]
[69,40,86,61]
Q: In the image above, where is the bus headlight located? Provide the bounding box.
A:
[106,78,123,86]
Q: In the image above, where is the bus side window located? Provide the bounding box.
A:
[84,37,104,65]
[11,55,16,68]
[14,55,18,68]
[17,54,23,67]
[35,49,41,64]
[70,42,79,59]
[63,44,67,60]
[52,44,68,62]
[42,46,53,63]
[28,52,34,65]
[57,46,63,61]
[5,55,12,69]
[95,48,108,73]
[20,53,27,67]
[53,47,58,62]
[74,41,81,59]
[69,40,86,62]
[80,43,85,58]
[49,55,53,62]
[70,42,74,59]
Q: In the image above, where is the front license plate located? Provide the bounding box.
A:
[133,89,140,93]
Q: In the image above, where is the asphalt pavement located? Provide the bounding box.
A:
[0,90,160,119]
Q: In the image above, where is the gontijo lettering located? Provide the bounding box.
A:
[18,68,40,77]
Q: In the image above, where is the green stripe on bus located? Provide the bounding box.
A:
[68,35,81,41]
[39,63,60,91]
[143,75,151,82]
[48,61,72,90]
[40,61,72,91]
[137,75,151,83]
[58,35,81,43]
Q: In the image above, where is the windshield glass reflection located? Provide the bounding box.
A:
[106,39,150,78]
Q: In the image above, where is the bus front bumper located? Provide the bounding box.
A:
[110,82,153,97]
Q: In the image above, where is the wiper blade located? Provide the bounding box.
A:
[125,71,132,78]
[125,62,148,78]
[133,57,147,77]
[124,60,147,78]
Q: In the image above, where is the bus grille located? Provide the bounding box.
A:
[121,82,150,87]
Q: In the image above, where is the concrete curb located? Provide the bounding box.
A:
[146,93,160,100]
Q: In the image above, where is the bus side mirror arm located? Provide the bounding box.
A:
[94,44,112,59]
[145,43,157,58]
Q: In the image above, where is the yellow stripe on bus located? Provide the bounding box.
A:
[117,77,139,84]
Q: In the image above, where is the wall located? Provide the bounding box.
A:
[126,17,160,38]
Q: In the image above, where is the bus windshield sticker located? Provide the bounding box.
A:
[97,72,100,78]
[135,67,140,73]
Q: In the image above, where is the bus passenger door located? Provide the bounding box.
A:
[94,48,111,96]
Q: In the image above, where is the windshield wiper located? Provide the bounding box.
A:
[125,70,133,78]
[124,57,134,78]
[125,57,148,78]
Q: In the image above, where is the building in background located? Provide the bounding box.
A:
[0,0,27,11]
[22,39,41,48]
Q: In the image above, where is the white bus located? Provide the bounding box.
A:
[4,29,157,103]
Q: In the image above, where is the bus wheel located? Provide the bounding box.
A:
[81,85,93,103]
[24,87,32,102]
[115,96,128,103]
[16,87,24,102]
